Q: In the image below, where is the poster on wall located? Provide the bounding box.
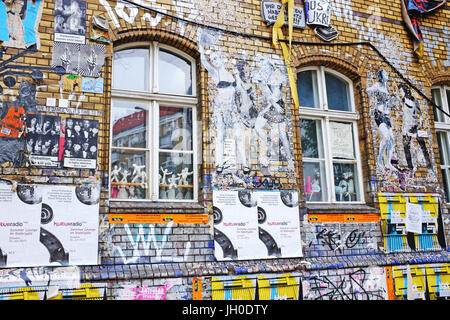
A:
[0,184,42,268]
[63,118,99,169]
[0,184,99,267]
[256,191,302,258]
[0,0,45,49]
[213,190,264,261]
[54,0,87,44]
[25,114,62,167]
[52,42,105,77]
[39,184,100,266]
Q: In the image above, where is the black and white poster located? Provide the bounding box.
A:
[213,190,265,261]
[52,42,105,77]
[0,184,99,268]
[63,118,99,169]
[78,43,105,77]
[54,0,87,44]
[52,42,80,74]
[25,114,62,167]
[256,191,302,259]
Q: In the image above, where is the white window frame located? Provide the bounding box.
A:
[109,42,199,202]
[298,66,364,204]
[432,85,450,202]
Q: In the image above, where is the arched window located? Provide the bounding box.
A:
[297,66,363,203]
[110,42,198,202]
[432,85,450,201]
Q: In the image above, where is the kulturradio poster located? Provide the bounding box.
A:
[0,184,42,268]
[256,190,302,259]
[213,190,264,261]
[0,184,99,267]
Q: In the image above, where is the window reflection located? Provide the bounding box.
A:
[159,106,192,151]
[112,101,147,149]
[113,48,149,91]
[159,49,192,95]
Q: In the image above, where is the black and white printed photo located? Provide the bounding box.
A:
[52,42,105,77]
[78,43,105,77]
[54,0,87,44]
[63,118,99,169]
[26,114,62,167]
[52,42,80,74]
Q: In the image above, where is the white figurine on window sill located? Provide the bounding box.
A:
[177,167,193,186]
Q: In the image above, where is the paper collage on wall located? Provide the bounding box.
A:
[0,0,45,49]
[0,183,99,268]
[198,27,296,183]
[213,190,302,261]
[366,69,438,192]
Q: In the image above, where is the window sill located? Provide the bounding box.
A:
[305,202,378,215]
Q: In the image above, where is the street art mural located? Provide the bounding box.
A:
[0,0,44,49]
[366,69,438,192]
[198,27,295,181]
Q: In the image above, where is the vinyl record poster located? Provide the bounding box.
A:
[0,184,42,268]
[213,190,264,261]
[39,185,99,266]
[256,191,302,258]
[0,184,99,268]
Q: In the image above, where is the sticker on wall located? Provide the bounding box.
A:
[81,77,104,94]
[54,0,87,44]
[89,15,110,44]
[25,114,62,167]
[63,118,99,169]
[0,0,45,49]
[62,74,82,92]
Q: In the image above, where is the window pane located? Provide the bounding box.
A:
[297,70,320,108]
[431,88,444,122]
[442,168,450,202]
[112,101,147,148]
[333,163,360,202]
[446,89,450,115]
[303,161,327,202]
[159,152,194,200]
[437,132,450,166]
[300,119,324,158]
[159,106,193,151]
[110,150,148,200]
[159,49,192,95]
[325,72,351,111]
[113,48,149,91]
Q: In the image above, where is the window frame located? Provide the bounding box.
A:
[109,41,199,203]
[432,85,450,202]
[298,66,364,204]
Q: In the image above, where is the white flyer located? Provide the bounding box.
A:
[406,202,423,234]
